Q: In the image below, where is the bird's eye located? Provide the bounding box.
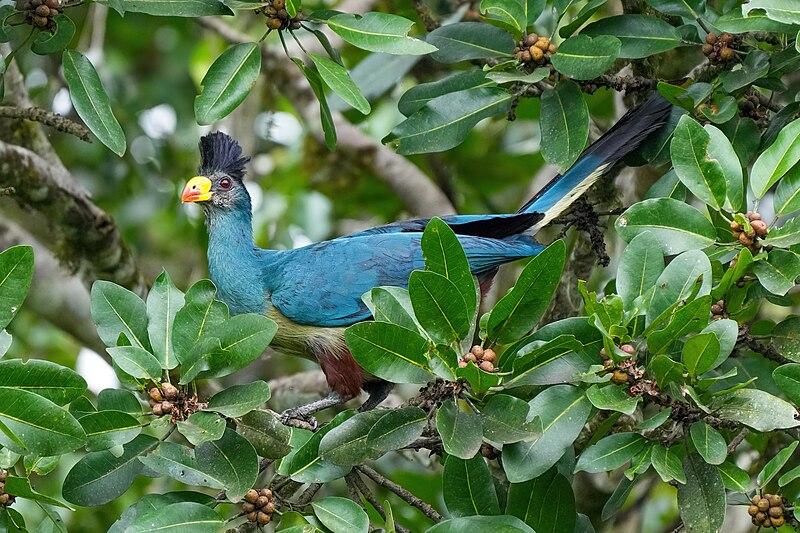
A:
[219,178,232,189]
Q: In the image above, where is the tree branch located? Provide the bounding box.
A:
[0,106,91,142]
[195,17,455,217]
[356,465,443,523]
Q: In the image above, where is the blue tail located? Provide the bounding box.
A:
[518,94,672,229]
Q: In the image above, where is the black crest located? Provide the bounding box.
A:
[198,132,251,181]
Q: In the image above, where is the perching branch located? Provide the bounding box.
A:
[0,106,91,142]
[194,16,456,218]
[356,465,444,523]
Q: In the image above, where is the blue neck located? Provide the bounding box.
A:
[205,206,271,315]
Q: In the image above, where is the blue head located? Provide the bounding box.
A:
[180,132,252,218]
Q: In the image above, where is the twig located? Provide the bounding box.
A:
[737,323,791,365]
[412,0,439,31]
[294,483,322,507]
[0,106,91,142]
[356,465,443,523]
[579,74,657,95]
[728,428,749,454]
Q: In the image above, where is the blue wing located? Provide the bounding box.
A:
[268,232,542,327]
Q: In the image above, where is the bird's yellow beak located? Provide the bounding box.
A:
[181,176,213,203]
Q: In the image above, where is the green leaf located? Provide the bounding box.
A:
[0,388,85,456]
[62,50,126,156]
[444,454,500,516]
[365,407,426,452]
[487,240,566,344]
[98,388,142,415]
[0,5,14,43]
[773,363,800,405]
[647,297,711,355]
[384,87,512,155]
[63,434,158,506]
[670,115,727,210]
[0,359,86,405]
[126,502,224,533]
[195,43,260,125]
[278,411,353,483]
[172,280,228,363]
[179,313,277,383]
[31,14,75,55]
[327,13,436,55]
[421,217,477,318]
[427,22,515,63]
[502,385,591,482]
[312,497,369,533]
[436,400,483,459]
[107,346,162,382]
[683,332,721,378]
[506,467,576,533]
[774,317,800,362]
[0,246,33,330]
[650,444,686,484]
[582,15,682,58]
[176,411,226,446]
[481,394,540,444]
[293,57,337,150]
[236,410,291,458]
[774,163,800,215]
[706,124,744,211]
[346,322,432,384]
[586,383,641,415]
[753,249,800,295]
[146,271,184,370]
[318,410,386,466]
[677,453,725,533]
[550,35,621,80]
[4,476,71,509]
[715,9,797,32]
[428,516,535,533]
[398,71,492,117]
[713,388,799,431]
[763,216,800,248]
[758,441,798,487]
[778,463,800,487]
[650,355,685,388]
[118,0,231,16]
[742,0,800,25]
[309,53,370,115]
[480,0,526,33]
[485,67,550,84]
[140,428,258,501]
[559,0,607,37]
[79,410,141,452]
[645,0,702,18]
[575,433,645,473]
[647,249,711,324]
[207,380,270,417]
[540,81,588,171]
[717,461,750,491]
[751,118,800,198]
[409,270,470,343]
[616,198,718,255]
[688,422,726,466]
[364,287,419,332]
[617,231,665,310]
[91,280,150,350]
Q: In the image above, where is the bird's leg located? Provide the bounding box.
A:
[280,392,344,430]
[359,380,394,412]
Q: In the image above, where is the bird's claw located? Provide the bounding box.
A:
[280,408,318,430]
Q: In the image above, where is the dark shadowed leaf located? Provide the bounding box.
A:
[327,13,436,55]
[540,81,588,171]
[385,87,513,155]
[63,434,158,506]
[4,476,71,509]
[62,50,126,156]
[31,14,75,55]
[644,0,702,18]
[436,400,483,459]
[427,515,535,533]
[278,411,353,483]
[195,43,261,125]
[677,453,725,533]
[366,407,426,452]
[293,57,337,151]
[506,467,576,533]
[427,22,515,63]
[319,410,386,466]
[443,454,500,517]
[236,410,291,458]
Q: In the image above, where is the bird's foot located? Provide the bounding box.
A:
[280,408,318,431]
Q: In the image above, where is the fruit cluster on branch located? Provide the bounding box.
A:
[258,0,302,31]
[459,345,497,372]
[0,470,13,507]
[243,487,276,525]
[749,493,786,528]
[20,0,60,29]
[731,212,768,255]
[702,32,739,64]
[148,382,205,422]
[514,33,557,66]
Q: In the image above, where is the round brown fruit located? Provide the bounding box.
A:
[161,382,179,401]
[246,511,258,522]
[260,488,272,497]
[245,489,258,503]
[530,46,544,61]
[751,220,768,236]
[719,47,734,61]
[464,352,477,363]
[152,403,163,416]
[768,494,782,507]
[257,511,271,525]
[458,360,468,368]
[35,5,49,16]
[161,401,173,412]
[256,496,269,508]
[768,506,783,518]
[521,50,532,62]
[548,44,558,54]
[748,505,759,516]
[483,349,496,362]
[611,370,628,384]
[762,518,772,528]
[149,387,163,402]
[267,17,283,29]
[720,32,734,43]
[524,33,538,46]
[471,345,484,357]
[706,33,718,44]
[772,516,785,527]
[620,344,635,355]
[729,220,741,231]
[273,0,285,8]
[34,15,48,26]
[756,511,767,521]
[758,499,770,512]
[243,502,255,513]
[0,494,8,505]
[702,44,714,55]
[738,232,753,245]
[479,360,495,372]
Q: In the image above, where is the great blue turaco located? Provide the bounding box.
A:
[180,94,671,425]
